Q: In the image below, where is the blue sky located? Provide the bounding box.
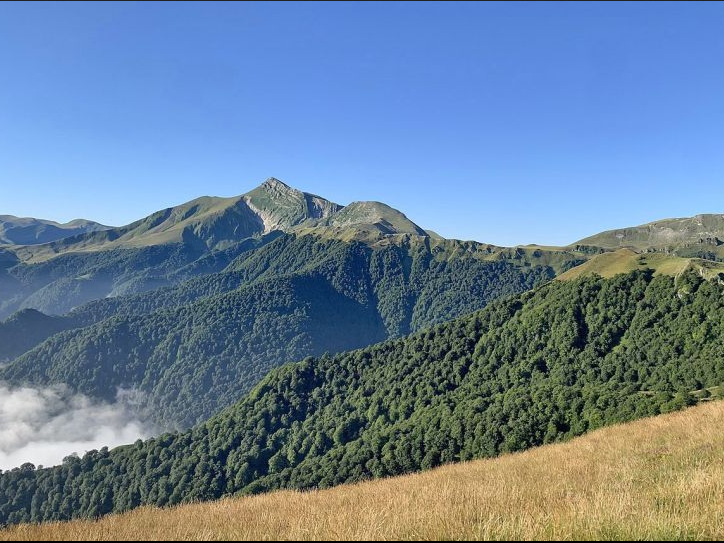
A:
[1,1,723,246]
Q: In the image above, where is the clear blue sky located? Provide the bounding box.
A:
[1,1,723,246]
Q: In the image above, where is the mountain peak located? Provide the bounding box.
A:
[260,177,293,191]
[6,179,432,260]
[244,178,341,232]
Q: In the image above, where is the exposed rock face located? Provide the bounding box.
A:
[243,178,342,234]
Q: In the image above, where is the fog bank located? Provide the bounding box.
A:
[0,382,150,471]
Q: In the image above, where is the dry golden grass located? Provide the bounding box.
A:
[3,401,724,541]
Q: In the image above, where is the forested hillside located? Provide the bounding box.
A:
[0,309,75,363]
[0,234,553,428]
[2,270,723,526]
[1,232,585,361]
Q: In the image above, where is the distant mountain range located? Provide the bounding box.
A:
[0,178,588,319]
[1,176,721,330]
[6,178,722,259]
[0,215,110,246]
[8,178,427,263]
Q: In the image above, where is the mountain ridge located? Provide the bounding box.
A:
[8,178,432,263]
[574,213,724,257]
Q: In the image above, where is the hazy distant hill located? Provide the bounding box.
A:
[0,215,110,246]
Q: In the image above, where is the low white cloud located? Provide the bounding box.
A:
[0,381,151,471]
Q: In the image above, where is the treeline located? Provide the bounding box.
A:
[1,270,723,526]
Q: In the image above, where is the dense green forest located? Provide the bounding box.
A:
[0,234,551,428]
[0,236,287,361]
[2,270,723,526]
[0,234,571,366]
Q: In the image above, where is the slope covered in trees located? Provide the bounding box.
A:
[0,234,553,428]
[4,400,723,540]
[1,270,723,526]
[0,232,585,358]
[0,233,279,320]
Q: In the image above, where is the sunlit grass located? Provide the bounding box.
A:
[558,248,724,281]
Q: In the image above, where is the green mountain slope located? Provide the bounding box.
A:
[0,216,110,246]
[558,248,724,281]
[575,213,724,258]
[0,234,557,428]
[1,270,723,526]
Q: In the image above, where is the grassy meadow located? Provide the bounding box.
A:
[558,248,724,280]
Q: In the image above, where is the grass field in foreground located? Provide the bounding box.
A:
[3,401,724,541]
